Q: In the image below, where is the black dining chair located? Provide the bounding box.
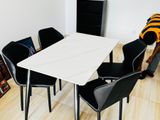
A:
[38,27,64,92]
[97,39,146,102]
[16,37,57,96]
[97,39,146,80]
[2,41,57,113]
[16,37,36,55]
[78,71,141,120]
[38,27,64,49]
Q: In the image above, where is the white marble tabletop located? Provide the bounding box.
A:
[18,33,119,85]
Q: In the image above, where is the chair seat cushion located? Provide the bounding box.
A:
[97,63,132,79]
[18,70,57,86]
[79,79,107,110]
[30,71,57,86]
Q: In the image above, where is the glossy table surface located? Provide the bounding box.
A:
[18,33,118,85]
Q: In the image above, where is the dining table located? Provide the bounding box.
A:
[17,32,119,120]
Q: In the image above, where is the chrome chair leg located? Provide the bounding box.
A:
[97,112,101,120]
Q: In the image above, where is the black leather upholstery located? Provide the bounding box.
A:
[2,42,56,86]
[79,72,141,119]
[79,79,107,110]
[97,72,140,111]
[97,63,131,79]
[2,41,57,112]
[16,37,36,55]
[2,42,29,85]
[97,39,146,79]
[38,27,64,49]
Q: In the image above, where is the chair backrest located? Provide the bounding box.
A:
[2,42,30,85]
[38,27,64,49]
[123,39,146,71]
[94,71,141,111]
[16,37,36,55]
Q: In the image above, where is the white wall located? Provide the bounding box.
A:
[65,0,77,35]
[1,0,160,52]
[65,0,160,44]
[0,0,66,51]
[106,0,160,43]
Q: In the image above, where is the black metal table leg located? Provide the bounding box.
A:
[25,70,31,120]
[74,84,80,120]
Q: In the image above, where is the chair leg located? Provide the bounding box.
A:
[29,86,32,96]
[53,84,56,96]
[47,87,52,112]
[59,79,62,91]
[119,99,123,120]
[77,93,80,120]
[20,86,24,111]
[97,112,101,120]
[127,96,129,103]
[109,51,113,63]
